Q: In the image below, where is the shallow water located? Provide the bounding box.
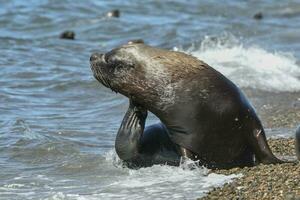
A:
[0,1,300,199]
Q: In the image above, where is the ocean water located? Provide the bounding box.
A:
[0,1,300,199]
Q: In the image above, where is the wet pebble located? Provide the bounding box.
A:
[106,9,120,18]
[254,12,263,20]
[60,30,75,40]
[128,39,144,44]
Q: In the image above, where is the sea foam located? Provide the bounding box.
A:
[175,34,300,92]
[98,149,240,200]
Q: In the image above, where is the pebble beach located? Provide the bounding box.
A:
[201,139,299,200]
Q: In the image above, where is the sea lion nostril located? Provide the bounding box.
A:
[90,53,102,62]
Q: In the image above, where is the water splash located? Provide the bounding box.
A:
[175,33,300,92]
[100,149,239,200]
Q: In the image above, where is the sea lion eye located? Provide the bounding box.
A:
[104,53,110,63]
[116,62,123,69]
[113,60,134,69]
[109,60,124,69]
[126,63,134,68]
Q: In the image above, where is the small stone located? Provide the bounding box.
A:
[253,12,263,20]
[60,31,75,40]
[128,39,144,45]
[106,9,120,18]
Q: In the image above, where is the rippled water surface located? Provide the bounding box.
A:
[1,1,300,199]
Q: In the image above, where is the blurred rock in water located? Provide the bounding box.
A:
[107,9,120,18]
[253,12,263,20]
[128,39,144,44]
[60,31,75,40]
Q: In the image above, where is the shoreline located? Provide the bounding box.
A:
[199,138,300,200]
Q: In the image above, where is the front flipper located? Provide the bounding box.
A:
[115,99,147,161]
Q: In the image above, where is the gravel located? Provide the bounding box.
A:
[200,139,300,200]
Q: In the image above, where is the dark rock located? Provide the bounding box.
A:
[60,31,75,40]
[107,9,120,18]
[253,12,263,20]
[128,39,144,45]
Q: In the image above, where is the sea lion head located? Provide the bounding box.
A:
[90,44,206,113]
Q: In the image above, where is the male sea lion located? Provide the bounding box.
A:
[90,43,296,169]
